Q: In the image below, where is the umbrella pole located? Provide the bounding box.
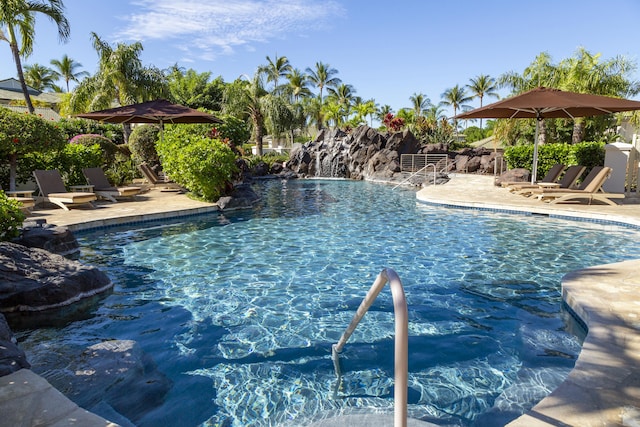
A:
[531,115,541,184]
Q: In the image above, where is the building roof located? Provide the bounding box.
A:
[1,105,61,121]
[0,78,63,105]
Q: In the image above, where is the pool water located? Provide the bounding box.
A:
[16,180,640,426]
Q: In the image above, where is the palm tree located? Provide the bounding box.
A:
[0,0,70,113]
[441,85,473,130]
[70,32,169,113]
[326,83,356,124]
[425,103,447,120]
[260,54,292,94]
[409,92,431,118]
[305,61,341,103]
[223,72,287,156]
[284,68,312,102]
[353,99,377,127]
[466,74,499,128]
[558,48,639,143]
[500,52,559,93]
[24,62,60,91]
[50,54,88,92]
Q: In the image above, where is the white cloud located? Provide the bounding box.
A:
[116,0,345,61]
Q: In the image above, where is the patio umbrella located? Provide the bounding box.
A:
[74,99,223,145]
[454,87,640,183]
[74,99,223,125]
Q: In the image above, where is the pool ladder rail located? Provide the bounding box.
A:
[331,268,408,427]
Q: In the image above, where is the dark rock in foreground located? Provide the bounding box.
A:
[0,242,113,314]
[0,313,30,375]
[217,183,262,210]
[14,222,80,257]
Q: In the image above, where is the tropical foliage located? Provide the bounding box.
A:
[0,192,25,241]
[157,124,238,201]
[0,107,66,190]
[0,0,70,112]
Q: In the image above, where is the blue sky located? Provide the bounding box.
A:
[3,0,640,117]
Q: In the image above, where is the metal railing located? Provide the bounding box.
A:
[332,268,408,427]
[392,163,436,189]
[400,153,448,173]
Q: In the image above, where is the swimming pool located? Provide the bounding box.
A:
[15,179,640,426]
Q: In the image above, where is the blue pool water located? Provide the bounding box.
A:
[16,179,640,426]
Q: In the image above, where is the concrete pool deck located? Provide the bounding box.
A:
[2,175,640,426]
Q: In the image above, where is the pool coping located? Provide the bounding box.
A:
[416,189,640,427]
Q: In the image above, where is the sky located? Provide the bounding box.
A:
[2,0,640,117]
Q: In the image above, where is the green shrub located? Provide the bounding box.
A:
[57,118,124,145]
[157,124,238,201]
[214,115,250,151]
[0,192,25,241]
[20,143,103,186]
[69,134,118,167]
[573,141,606,171]
[504,142,605,178]
[128,124,161,167]
[0,107,66,189]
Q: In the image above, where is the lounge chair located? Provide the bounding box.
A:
[33,169,97,211]
[82,167,141,202]
[535,166,625,205]
[138,163,184,191]
[1,187,35,211]
[501,164,566,189]
[513,165,586,196]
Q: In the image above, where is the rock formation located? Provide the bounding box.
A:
[285,125,500,184]
[0,242,113,315]
[0,313,30,376]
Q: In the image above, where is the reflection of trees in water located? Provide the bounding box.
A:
[254,180,337,218]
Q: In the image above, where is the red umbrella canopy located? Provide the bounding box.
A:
[74,99,223,124]
[454,86,640,120]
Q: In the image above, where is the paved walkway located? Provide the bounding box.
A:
[3,176,640,426]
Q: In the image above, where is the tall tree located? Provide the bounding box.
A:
[50,54,88,91]
[441,85,472,130]
[466,74,499,128]
[284,68,312,102]
[0,0,70,113]
[326,83,356,125]
[305,61,341,103]
[24,62,60,91]
[409,92,431,118]
[261,54,292,94]
[70,32,169,113]
[558,48,639,143]
[223,72,285,156]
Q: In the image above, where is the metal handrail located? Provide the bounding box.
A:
[392,163,436,189]
[332,268,408,427]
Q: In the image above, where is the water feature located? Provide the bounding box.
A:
[14,179,640,427]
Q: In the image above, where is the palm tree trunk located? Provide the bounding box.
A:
[572,118,585,144]
[10,40,35,114]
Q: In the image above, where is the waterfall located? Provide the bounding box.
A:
[315,152,321,177]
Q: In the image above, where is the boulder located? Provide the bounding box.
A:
[217,183,261,211]
[495,168,531,187]
[0,242,113,314]
[0,313,30,376]
[14,222,80,257]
